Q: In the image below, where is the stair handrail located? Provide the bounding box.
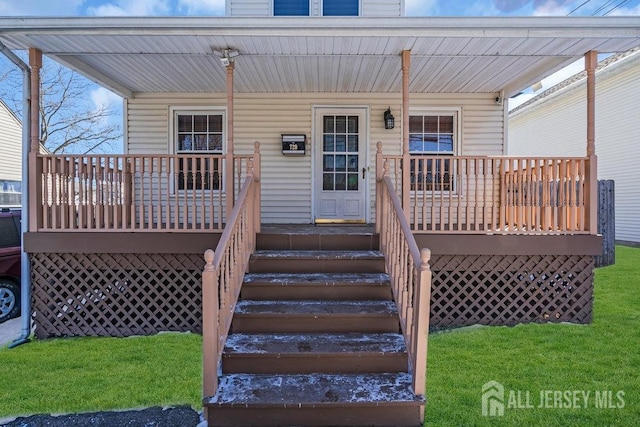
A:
[378,156,432,400]
[201,144,260,401]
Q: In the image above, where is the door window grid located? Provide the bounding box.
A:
[322,115,359,191]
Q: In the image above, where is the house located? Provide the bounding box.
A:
[509,47,640,246]
[1,2,639,425]
[0,99,22,207]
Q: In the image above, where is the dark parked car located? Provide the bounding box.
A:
[0,208,21,323]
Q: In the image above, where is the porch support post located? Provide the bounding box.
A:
[401,50,411,222]
[29,48,42,231]
[225,61,235,221]
[585,51,598,234]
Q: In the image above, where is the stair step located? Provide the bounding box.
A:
[205,373,423,427]
[222,332,407,374]
[241,272,392,300]
[257,229,378,251]
[231,300,399,333]
[249,250,385,274]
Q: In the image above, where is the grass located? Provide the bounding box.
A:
[0,332,202,418]
[0,247,638,425]
[425,245,640,426]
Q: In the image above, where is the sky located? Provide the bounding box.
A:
[1,0,640,137]
[1,0,640,17]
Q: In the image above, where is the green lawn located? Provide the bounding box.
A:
[425,246,640,426]
[0,246,638,425]
[0,333,202,418]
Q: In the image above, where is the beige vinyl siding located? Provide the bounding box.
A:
[509,86,586,157]
[126,92,504,223]
[0,101,22,182]
[509,53,640,243]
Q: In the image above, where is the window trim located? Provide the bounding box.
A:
[408,108,461,193]
[169,107,227,194]
[271,0,361,16]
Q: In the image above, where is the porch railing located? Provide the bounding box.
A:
[34,143,260,232]
[377,158,432,410]
[377,145,592,234]
[201,157,260,401]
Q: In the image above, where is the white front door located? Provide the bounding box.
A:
[314,108,368,223]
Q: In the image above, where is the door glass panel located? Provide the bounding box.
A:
[323,155,334,171]
[348,135,358,152]
[322,114,359,192]
[347,116,358,133]
[348,155,358,172]
[323,173,334,190]
[323,135,334,151]
[347,174,358,190]
[324,116,334,133]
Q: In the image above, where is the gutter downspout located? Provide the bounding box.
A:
[0,43,32,348]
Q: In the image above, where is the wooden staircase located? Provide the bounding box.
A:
[203,227,424,427]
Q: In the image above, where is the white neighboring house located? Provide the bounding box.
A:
[509,48,640,245]
[0,99,21,207]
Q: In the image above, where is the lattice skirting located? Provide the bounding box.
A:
[31,253,203,338]
[30,252,593,338]
[429,255,594,328]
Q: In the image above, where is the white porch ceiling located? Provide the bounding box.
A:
[1,16,639,98]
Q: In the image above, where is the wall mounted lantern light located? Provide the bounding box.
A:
[384,107,395,129]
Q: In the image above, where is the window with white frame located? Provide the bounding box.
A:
[409,113,457,191]
[273,0,358,16]
[174,111,224,191]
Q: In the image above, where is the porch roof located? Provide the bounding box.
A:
[0,16,639,98]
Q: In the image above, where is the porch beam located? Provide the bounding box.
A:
[225,61,235,220]
[28,48,42,232]
[585,50,598,235]
[401,50,410,220]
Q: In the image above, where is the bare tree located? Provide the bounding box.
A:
[0,55,122,154]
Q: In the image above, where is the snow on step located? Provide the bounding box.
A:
[251,250,383,259]
[207,373,423,405]
[234,299,397,315]
[224,332,406,354]
[243,272,390,285]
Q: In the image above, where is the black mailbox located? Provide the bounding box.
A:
[282,134,306,156]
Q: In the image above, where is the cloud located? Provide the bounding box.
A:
[531,0,574,16]
[87,0,171,16]
[91,87,122,109]
[176,0,224,15]
[609,4,640,16]
[0,0,84,16]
